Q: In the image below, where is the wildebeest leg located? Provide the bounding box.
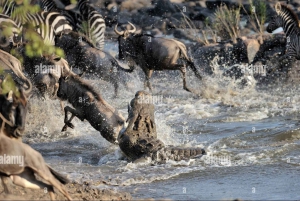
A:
[144,69,154,92]
[60,101,64,114]
[113,82,119,98]
[10,169,55,200]
[62,106,84,131]
[180,66,196,93]
[1,176,10,194]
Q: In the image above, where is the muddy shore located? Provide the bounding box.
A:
[0,180,132,200]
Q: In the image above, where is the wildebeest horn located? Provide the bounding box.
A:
[7,90,13,102]
[23,77,33,96]
[127,22,136,33]
[114,24,124,36]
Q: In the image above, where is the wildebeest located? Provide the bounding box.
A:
[0,131,72,200]
[0,78,72,200]
[114,23,202,93]
[0,80,29,139]
[55,31,133,97]
[8,43,74,98]
[57,73,125,144]
[0,50,32,138]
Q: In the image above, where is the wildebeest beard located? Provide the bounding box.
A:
[118,35,138,66]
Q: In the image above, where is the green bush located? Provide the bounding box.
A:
[214,4,241,44]
[242,0,267,43]
[1,0,65,59]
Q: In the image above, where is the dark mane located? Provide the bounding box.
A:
[69,74,102,101]
[280,4,299,24]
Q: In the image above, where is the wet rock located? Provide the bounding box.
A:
[170,0,184,3]
[131,12,162,29]
[120,0,151,12]
[149,0,178,17]
[173,29,203,42]
[190,7,213,21]
[116,11,133,24]
[242,38,260,63]
[205,0,233,10]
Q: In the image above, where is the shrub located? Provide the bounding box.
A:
[242,0,267,44]
[214,4,241,44]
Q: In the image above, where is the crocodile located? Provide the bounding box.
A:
[118,91,205,163]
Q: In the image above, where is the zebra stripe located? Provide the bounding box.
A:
[1,0,73,45]
[29,0,106,49]
[0,0,16,16]
[267,3,300,59]
[40,0,55,11]
[76,0,105,49]
[41,0,105,49]
[33,0,77,29]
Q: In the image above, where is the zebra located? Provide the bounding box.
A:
[1,1,73,45]
[74,0,106,50]
[0,0,15,16]
[32,0,77,28]
[36,0,106,50]
[0,13,21,47]
[267,3,300,61]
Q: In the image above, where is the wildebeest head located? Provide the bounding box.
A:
[114,23,137,64]
[0,78,28,138]
[34,55,73,98]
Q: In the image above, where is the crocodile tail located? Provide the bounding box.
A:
[152,147,206,163]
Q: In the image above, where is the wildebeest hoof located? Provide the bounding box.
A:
[61,126,68,132]
[61,123,74,132]
[66,122,74,129]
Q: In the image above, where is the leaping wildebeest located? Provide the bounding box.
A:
[114,23,202,93]
[57,73,125,144]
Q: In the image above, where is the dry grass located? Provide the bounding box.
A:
[178,6,217,45]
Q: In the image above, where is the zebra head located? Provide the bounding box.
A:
[267,15,283,33]
[267,3,284,33]
[267,3,299,34]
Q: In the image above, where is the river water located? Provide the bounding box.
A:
[23,41,300,200]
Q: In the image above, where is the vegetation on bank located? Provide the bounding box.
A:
[1,0,65,60]
[214,4,241,44]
